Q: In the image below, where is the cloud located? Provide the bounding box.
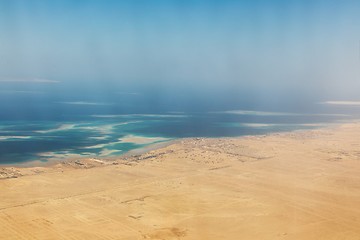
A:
[240,123,328,128]
[92,114,188,118]
[320,101,360,106]
[0,90,44,94]
[214,110,349,117]
[58,101,113,106]
[216,110,299,116]
[91,115,124,118]
[118,92,141,95]
[241,123,277,128]
[0,78,60,83]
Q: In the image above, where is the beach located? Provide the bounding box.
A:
[1,123,360,239]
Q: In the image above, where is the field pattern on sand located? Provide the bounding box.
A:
[1,124,360,239]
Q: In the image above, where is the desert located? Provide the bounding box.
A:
[1,123,360,239]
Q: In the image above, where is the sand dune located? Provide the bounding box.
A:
[1,123,360,239]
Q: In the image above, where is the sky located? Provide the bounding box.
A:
[0,0,360,116]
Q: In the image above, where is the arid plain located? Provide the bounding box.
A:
[1,123,360,239]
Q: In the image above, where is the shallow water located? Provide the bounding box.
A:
[0,111,356,164]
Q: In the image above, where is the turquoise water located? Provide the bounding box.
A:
[0,111,355,164]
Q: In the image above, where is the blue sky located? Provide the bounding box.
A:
[0,0,360,113]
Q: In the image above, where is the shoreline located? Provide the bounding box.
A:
[0,121,342,170]
[0,121,344,179]
[0,138,179,168]
[1,122,360,238]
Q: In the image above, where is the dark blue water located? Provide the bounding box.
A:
[0,110,357,164]
[1,81,360,164]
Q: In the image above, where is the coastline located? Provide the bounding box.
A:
[0,120,344,175]
[1,122,360,238]
[0,139,179,168]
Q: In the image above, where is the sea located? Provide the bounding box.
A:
[0,108,358,165]
[0,81,359,164]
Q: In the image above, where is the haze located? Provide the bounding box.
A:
[0,0,360,116]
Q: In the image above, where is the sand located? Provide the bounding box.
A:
[1,123,360,239]
[119,135,170,144]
